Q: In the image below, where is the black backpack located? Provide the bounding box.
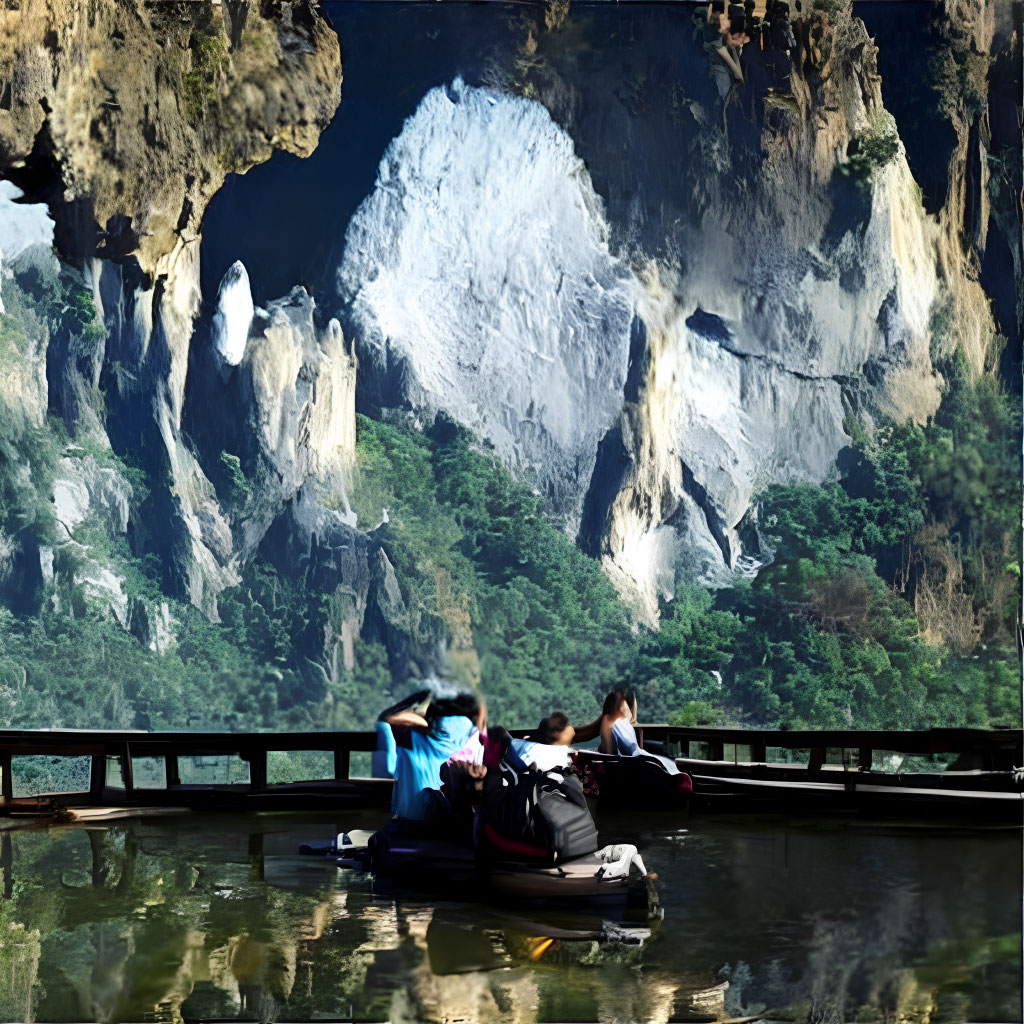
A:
[479,766,598,863]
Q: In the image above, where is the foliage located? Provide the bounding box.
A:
[348,414,638,725]
[839,113,901,189]
[183,29,228,125]
[930,48,990,121]
[811,0,849,15]
[11,257,104,348]
[215,450,252,503]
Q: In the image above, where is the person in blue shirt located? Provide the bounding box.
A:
[384,692,485,823]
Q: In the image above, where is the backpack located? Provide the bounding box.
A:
[479,766,598,863]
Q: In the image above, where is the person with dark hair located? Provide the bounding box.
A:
[599,689,637,753]
[725,14,750,64]
[537,711,572,744]
[743,0,762,45]
[506,711,577,771]
[699,0,744,97]
[791,0,806,76]
[599,689,681,775]
[384,690,486,823]
[764,0,796,86]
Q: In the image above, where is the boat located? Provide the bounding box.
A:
[570,750,693,810]
[300,828,658,907]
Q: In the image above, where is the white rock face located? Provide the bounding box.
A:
[52,452,132,540]
[338,77,635,524]
[603,266,851,621]
[0,181,54,262]
[336,71,958,621]
[212,260,255,366]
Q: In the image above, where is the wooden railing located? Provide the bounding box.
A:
[0,725,1020,811]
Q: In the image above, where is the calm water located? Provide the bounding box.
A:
[0,812,1018,1023]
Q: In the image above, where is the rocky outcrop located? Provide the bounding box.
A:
[334,7,969,623]
[0,247,50,435]
[185,273,358,578]
[51,452,131,541]
[0,1,343,618]
[339,76,635,529]
[259,491,448,692]
[594,9,955,619]
[926,0,1002,374]
[0,0,342,278]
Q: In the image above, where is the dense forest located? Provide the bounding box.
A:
[1,259,1018,732]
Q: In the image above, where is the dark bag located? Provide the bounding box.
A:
[533,773,598,862]
[479,766,598,863]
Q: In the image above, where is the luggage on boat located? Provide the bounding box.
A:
[478,766,599,863]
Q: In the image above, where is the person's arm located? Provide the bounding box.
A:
[571,716,602,743]
[717,44,744,81]
[385,710,428,730]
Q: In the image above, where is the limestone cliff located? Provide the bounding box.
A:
[0,0,341,277]
[336,6,991,624]
[0,0,344,618]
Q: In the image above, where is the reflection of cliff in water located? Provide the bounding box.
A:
[0,818,1019,1024]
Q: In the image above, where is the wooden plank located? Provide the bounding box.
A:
[121,743,134,800]
[248,748,267,792]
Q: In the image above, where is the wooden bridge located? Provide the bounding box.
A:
[1,724,1020,821]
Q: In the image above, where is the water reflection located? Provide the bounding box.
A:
[0,815,1018,1023]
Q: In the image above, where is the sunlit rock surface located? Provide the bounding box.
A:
[335,19,958,621]
[212,261,255,367]
[339,76,636,526]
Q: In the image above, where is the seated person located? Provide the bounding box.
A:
[508,710,605,771]
[373,689,432,778]
[599,689,680,775]
[383,691,485,823]
[701,6,744,95]
[511,714,574,771]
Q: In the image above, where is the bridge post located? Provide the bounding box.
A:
[0,750,11,805]
[165,754,180,789]
[248,748,267,792]
[121,743,135,800]
[90,753,106,804]
[334,746,350,781]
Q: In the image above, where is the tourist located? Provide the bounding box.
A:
[792,0,806,76]
[599,689,680,774]
[725,15,750,59]
[743,0,762,46]
[384,691,486,823]
[701,5,744,97]
[765,0,796,86]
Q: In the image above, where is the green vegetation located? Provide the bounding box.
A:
[215,450,252,502]
[635,359,1019,730]
[349,414,638,725]
[930,47,990,122]
[0,364,1018,734]
[183,29,228,125]
[8,254,105,348]
[0,241,1018,736]
[839,113,901,189]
